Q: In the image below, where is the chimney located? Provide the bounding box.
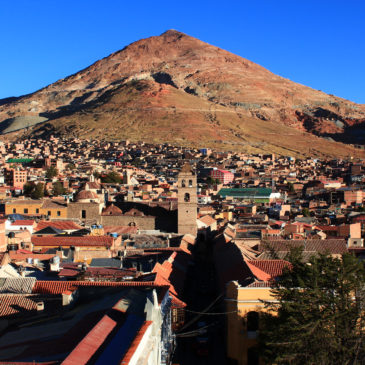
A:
[36,302,44,311]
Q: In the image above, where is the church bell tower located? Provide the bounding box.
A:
[178,163,197,236]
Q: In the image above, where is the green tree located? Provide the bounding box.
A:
[66,163,76,171]
[206,176,220,186]
[301,207,310,217]
[45,166,58,179]
[52,181,67,196]
[259,250,365,364]
[100,171,122,183]
[23,181,36,197]
[31,183,45,199]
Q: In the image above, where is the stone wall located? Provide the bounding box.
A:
[67,202,102,223]
[101,215,155,230]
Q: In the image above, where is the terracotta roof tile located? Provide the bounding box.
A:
[245,280,272,288]
[101,204,123,216]
[36,220,82,231]
[31,235,114,247]
[9,253,56,261]
[245,261,271,281]
[11,220,35,226]
[198,215,216,226]
[62,315,117,365]
[103,226,138,235]
[120,321,152,364]
[247,260,291,278]
[260,239,347,254]
[32,280,157,295]
[0,294,39,317]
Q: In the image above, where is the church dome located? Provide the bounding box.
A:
[75,190,99,202]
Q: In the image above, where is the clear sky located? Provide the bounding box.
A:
[1,0,364,103]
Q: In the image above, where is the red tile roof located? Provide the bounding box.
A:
[247,260,291,278]
[9,253,56,261]
[62,315,117,365]
[0,294,39,317]
[36,220,82,231]
[11,220,35,226]
[31,235,114,247]
[152,251,189,308]
[120,321,152,364]
[199,215,216,226]
[103,225,138,235]
[260,239,348,255]
[245,280,272,288]
[32,281,157,295]
[245,261,271,281]
[101,204,123,216]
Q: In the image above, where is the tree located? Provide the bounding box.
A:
[100,171,122,184]
[31,183,44,199]
[52,181,67,196]
[45,166,58,179]
[288,182,295,193]
[259,249,365,364]
[206,176,220,186]
[23,181,36,197]
[301,207,310,217]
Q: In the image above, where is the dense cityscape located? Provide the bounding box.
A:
[0,136,363,364]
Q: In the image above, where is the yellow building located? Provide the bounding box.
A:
[5,199,68,219]
[39,199,68,219]
[215,210,233,221]
[224,259,290,365]
[225,280,274,365]
[6,200,43,215]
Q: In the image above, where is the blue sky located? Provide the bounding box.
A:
[1,0,364,103]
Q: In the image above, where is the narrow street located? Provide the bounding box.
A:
[173,238,227,365]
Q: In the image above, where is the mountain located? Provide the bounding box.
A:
[0,29,364,157]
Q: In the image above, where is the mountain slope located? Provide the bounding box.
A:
[0,30,364,157]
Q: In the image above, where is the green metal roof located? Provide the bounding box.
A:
[218,188,272,198]
[7,158,33,163]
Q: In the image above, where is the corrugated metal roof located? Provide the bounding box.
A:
[218,188,272,198]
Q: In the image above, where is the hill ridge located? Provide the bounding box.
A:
[0,30,364,158]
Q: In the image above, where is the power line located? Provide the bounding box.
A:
[177,293,223,332]
[182,308,238,315]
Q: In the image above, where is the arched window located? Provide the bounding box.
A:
[181,179,186,188]
[247,311,259,332]
[188,179,193,187]
[184,193,190,202]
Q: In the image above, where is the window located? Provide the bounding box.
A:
[188,179,193,187]
[181,179,186,188]
[36,208,39,214]
[12,208,16,213]
[24,208,28,214]
[184,193,190,202]
[47,211,51,216]
[57,211,61,217]
[247,311,259,331]
[81,210,86,219]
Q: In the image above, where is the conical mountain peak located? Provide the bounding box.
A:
[0,31,364,158]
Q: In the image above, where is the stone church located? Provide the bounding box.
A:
[177,163,197,236]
